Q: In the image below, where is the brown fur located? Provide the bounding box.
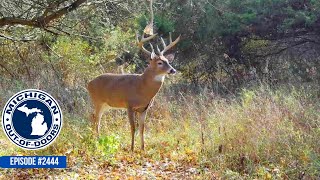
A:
[87,55,175,151]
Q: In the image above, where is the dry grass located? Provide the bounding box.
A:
[0,84,319,179]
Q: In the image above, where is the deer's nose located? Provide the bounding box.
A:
[169,68,176,74]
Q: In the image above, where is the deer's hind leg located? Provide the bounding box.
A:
[137,110,147,150]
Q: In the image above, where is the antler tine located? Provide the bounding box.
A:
[159,34,181,56]
[135,0,159,57]
[156,45,161,54]
[136,33,140,45]
[141,33,157,43]
[160,37,166,50]
[136,32,157,55]
[169,32,172,43]
[141,46,152,56]
[149,43,154,52]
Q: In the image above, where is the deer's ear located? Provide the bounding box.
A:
[165,53,175,62]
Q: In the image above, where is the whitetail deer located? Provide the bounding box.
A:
[87,30,180,151]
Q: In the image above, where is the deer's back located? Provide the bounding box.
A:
[87,73,142,108]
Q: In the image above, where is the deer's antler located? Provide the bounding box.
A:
[158,32,181,56]
[136,33,157,56]
[136,0,180,57]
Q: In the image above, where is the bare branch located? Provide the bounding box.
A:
[0,0,87,28]
[0,33,36,42]
[49,26,103,40]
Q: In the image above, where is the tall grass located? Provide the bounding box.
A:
[146,85,320,179]
[0,83,319,179]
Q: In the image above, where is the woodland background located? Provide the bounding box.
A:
[0,0,319,179]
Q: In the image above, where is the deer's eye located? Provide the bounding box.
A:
[157,62,163,65]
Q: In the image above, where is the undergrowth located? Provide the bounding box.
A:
[0,85,319,179]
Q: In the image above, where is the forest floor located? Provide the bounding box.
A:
[0,87,319,179]
[0,115,216,179]
[0,154,214,179]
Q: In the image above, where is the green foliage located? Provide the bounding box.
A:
[52,36,92,63]
[198,0,320,38]
[222,169,242,179]
[103,26,134,53]
[198,0,259,37]
[155,15,175,34]
[98,134,120,157]
[243,38,270,54]
[41,36,99,87]
[135,14,148,32]
[136,13,175,35]
[240,89,256,107]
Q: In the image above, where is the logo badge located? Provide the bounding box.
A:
[2,89,63,150]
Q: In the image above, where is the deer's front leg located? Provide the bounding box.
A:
[138,110,147,150]
[128,107,135,151]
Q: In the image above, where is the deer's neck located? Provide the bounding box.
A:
[140,67,164,99]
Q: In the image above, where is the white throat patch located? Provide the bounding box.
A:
[154,74,165,82]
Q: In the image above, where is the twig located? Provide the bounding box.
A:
[48,26,103,41]
[0,33,36,42]
[44,44,62,58]
[0,0,87,27]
